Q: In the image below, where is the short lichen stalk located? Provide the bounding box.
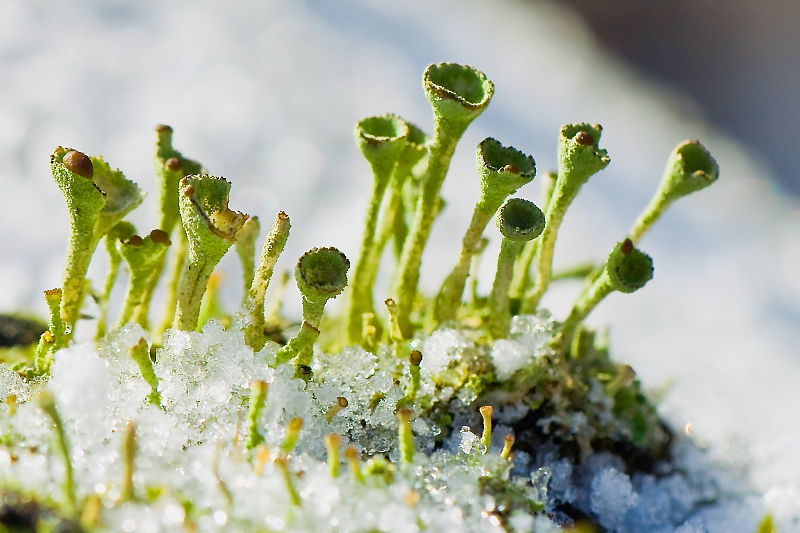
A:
[393,63,494,336]
[432,138,536,328]
[397,349,422,408]
[117,230,171,328]
[295,247,350,329]
[243,212,290,351]
[396,408,415,465]
[487,199,545,338]
[37,390,77,514]
[479,405,493,454]
[522,125,609,313]
[173,175,248,331]
[34,288,65,374]
[346,115,410,344]
[276,247,348,377]
[324,434,342,478]
[510,170,556,303]
[246,380,268,451]
[235,216,260,305]
[274,321,320,367]
[129,338,161,407]
[552,238,653,355]
[119,421,137,503]
[50,147,143,339]
[157,230,187,334]
[96,221,136,340]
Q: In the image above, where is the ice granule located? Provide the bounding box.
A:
[509,311,556,353]
[412,328,473,376]
[490,339,531,381]
[0,362,30,403]
[589,468,639,531]
[458,426,480,455]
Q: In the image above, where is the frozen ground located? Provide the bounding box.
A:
[0,0,798,529]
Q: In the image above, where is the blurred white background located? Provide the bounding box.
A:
[1,0,798,514]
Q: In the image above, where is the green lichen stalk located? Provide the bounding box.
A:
[235,216,261,306]
[628,139,719,243]
[244,211,291,351]
[553,238,653,355]
[522,125,609,313]
[295,247,349,329]
[393,63,494,336]
[50,147,143,339]
[510,170,556,303]
[432,138,536,327]
[129,338,161,407]
[96,221,136,340]
[173,175,248,331]
[34,288,64,374]
[143,125,204,332]
[118,230,171,328]
[37,390,77,513]
[487,198,545,338]
[246,380,268,451]
[347,115,410,344]
[375,124,427,264]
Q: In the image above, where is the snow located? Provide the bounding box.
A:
[0,320,781,531]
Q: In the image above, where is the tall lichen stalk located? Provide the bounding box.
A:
[392,63,494,336]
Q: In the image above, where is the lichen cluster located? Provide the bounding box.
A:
[0,62,723,532]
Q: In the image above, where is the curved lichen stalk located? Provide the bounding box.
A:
[173,175,248,331]
[628,139,719,243]
[552,238,654,355]
[276,247,349,377]
[575,139,719,299]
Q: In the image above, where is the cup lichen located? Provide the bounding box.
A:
[0,61,726,532]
